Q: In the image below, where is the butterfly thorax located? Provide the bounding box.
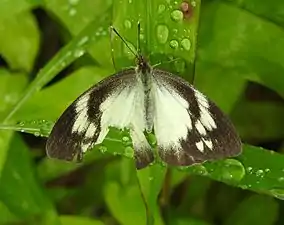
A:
[135,55,154,132]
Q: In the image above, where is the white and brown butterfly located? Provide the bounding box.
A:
[46,26,242,169]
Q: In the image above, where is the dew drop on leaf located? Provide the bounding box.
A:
[246,166,253,173]
[99,146,107,153]
[158,4,166,14]
[156,25,169,44]
[69,8,77,16]
[181,38,191,51]
[69,0,79,5]
[218,159,245,183]
[255,169,264,178]
[77,36,89,46]
[124,20,132,29]
[171,10,183,22]
[193,164,208,176]
[124,146,134,158]
[169,40,179,49]
[74,49,84,58]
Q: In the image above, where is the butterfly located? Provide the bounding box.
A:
[46,25,242,169]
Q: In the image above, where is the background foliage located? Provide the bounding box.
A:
[0,0,284,224]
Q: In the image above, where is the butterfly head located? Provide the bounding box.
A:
[136,54,151,74]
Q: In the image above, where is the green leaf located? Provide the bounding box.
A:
[198,2,284,99]
[0,11,40,72]
[0,0,33,19]
[224,195,278,225]
[44,0,113,67]
[181,144,284,199]
[112,0,200,77]
[59,215,104,225]
[0,134,59,224]
[4,8,112,122]
[0,69,27,178]
[169,217,211,225]
[15,66,111,121]
[0,201,19,224]
[104,181,146,225]
[223,0,284,26]
[232,101,284,140]
[195,62,246,113]
[136,164,166,225]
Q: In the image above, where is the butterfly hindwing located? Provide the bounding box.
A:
[152,69,242,166]
[46,69,154,167]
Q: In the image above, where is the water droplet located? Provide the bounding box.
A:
[69,0,79,5]
[246,166,253,173]
[149,176,154,181]
[74,49,84,57]
[99,146,107,153]
[217,159,245,183]
[77,36,89,46]
[158,4,166,14]
[124,20,132,29]
[123,41,136,60]
[172,28,178,34]
[278,177,284,182]
[69,8,77,16]
[193,164,208,176]
[169,40,179,49]
[256,169,264,178]
[270,189,284,200]
[139,34,145,41]
[124,146,134,158]
[34,132,40,137]
[128,0,132,3]
[265,168,270,173]
[191,1,197,7]
[122,136,131,146]
[122,136,130,142]
[156,25,169,44]
[171,10,183,22]
[181,38,191,51]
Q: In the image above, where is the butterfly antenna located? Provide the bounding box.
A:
[137,21,142,56]
[109,25,117,71]
[110,26,138,58]
[152,57,181,68]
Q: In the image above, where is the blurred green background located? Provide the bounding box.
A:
[1,0,284,224]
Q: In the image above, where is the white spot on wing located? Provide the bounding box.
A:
[195,120,206,136]
[153,83,192,150]
[85,123,97,138]
[72,94,90,134]
[196,140,204,152]
[81,142,91,152]
[203,138,213,150]
[200,108,217,131]
[194,90,209,108]
[194,89,217,131]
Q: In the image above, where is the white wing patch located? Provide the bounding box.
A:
[72,94,91,134]
[95,82,147,147]
[152,83,192,151]
[194,90,217,131]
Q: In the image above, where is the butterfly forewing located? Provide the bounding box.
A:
[151,69,242,166]
[46,69,154,167]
